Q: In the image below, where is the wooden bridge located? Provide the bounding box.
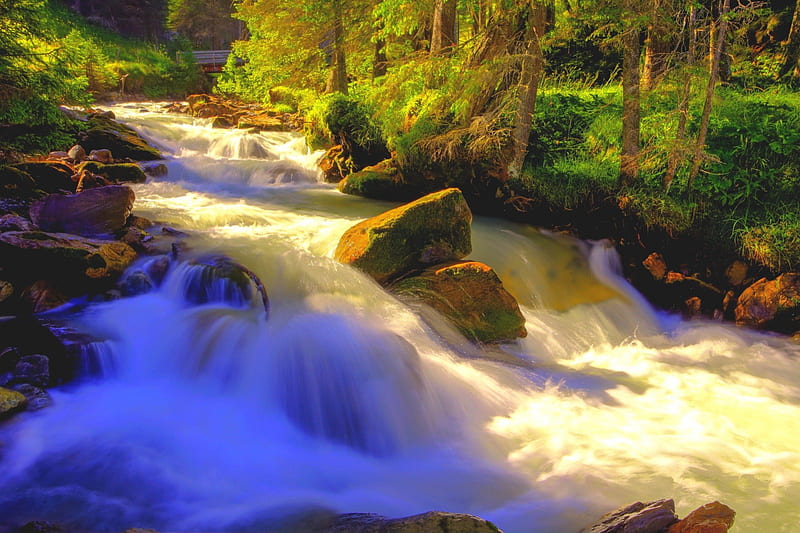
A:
[191,50,233,72]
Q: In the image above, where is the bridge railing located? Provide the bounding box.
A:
[191,50,232,66]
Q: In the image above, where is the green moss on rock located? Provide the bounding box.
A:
[81,116,162,161]
[337,161,423,202]
[10,161,75,193]
[391,261,527,343]
[78,161,146,183]
[334,188,472,283]
[0,387,27,419]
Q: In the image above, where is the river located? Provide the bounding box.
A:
[0,103,798,532]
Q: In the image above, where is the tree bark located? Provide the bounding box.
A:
[689,0,730,187]
[373,36,388,79]
[620,23,641,188]
[431,0,458,55]
[643,20,671,90]
[326,2,348,95]
[780,0,800,77]
[508,4,546,180]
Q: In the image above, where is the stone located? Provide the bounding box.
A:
[319,145,351,183]
[668,502,735,533]
[11,383,52,410]
[237,112,287,132]
[0,386,26,419]
[88,148,113,163]
[143,163,168,177]
[582,499,678,533]
[0,214,34,231]
[725,260,748,286]
[0,165,37,197]
[74,169,112,192]
[322,511,502,533]
[79,115,161,161]
[12,354,50,387]
[337,159,424,201]
[643,252,667,280]
[0,231,137,286]
[9,161,75,194]
[30,185,135,237]
[67,144,87,161]
[392,261,527,343]
[335,188,472,284]
[21,280,70,313]
[48,151,69,160]
[735,273,800,332]
[211,116,235,129]
[0,280,12,303]
[78,161,147,183]
[119,270,155,297]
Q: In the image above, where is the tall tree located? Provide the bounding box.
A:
[780,0,800,77]
[431,0,457,55]
[620,0,643,187]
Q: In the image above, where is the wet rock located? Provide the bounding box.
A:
[0,165,37,198]
[67,144,87,161]
[0,231,137,288]
[127,215,155,230]
[581,499,678,533]
[47,151,69,160]
[119,270,154,296]
[0,280,12,303]
[0,214,34,232]
[211,115,235,129]
[11,383,52,410]
[79,115,161,161]
[735,273,800,333]
[182,255,269,316]
[74,169,112,192]
[335,188,472,284]
[321,511,502,533]
[9,162,75,194]
[88,148,113,163]
[29,185,135,237]
[319,144,352,183]
[667,501,735,533]
[724,260,748,287]
[12,354,49,387]
[0,386,26,419]
[143,163,168,177]
[237,112,288,132]
[392,261,527,343]
[21,280,70,313]
[643,252,667,280]
[337,159,424,201]
[77,161,146,184]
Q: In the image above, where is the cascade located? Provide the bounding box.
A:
[1,102,798,533]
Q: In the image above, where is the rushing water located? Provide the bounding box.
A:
[1,103,799,533]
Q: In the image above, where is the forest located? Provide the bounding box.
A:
[2,0,800,276]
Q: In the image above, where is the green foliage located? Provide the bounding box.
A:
[306,91,384,150]
[739,211,800,271]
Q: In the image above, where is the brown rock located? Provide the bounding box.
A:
[391,261,527,343]
[67,144,87,161]
[668,501,735,533]
[725,260,748,287]
[582,499,678,533]
[10,161,76,193]
[643,252,667,280]
[735,273,800,332]
[323,511,502,533]
[335,188,472,284]
[88,148,113,163]
[30,185,135,237]
[21,280,69,313]
[48,151,69,160]
[0,280,12,303]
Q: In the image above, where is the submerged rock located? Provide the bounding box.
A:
[668,501,735,533]
[321,511,502,533]
[735,273,800,333]
[335,188,472,283]
[182,255,270,317]
[581,499,678,533]
[29,185,135,237]
[391,261,527,343]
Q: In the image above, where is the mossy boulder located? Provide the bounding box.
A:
[0,231,137,287]
[10,162,75,193]
[80,116,161,161]
[77,161,146,184]
[337,159,425,201]
[335,188,472,283]
[0,386,27,419]
[0,165,37,198]
[391,261,527,343]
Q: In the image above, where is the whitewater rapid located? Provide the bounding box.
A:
[0,103,798,533]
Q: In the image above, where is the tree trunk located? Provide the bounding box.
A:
[373,36,388,79]
[326,3,348,95]
[431,0,457,55]
[508,4,546,181]
[643,20,670,90]
[620,23,641,188]
[664,7,697,191]
[689,0,730,187]
[780,0,800,77]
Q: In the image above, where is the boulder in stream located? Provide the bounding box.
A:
[77,161,147,184]
[735,273,800,333]
[0,386,26,419]
[337,159,425,201]
[79,115,162,161]
[391,261,527,343]
[581,498,678,533]
[667,501,735,533]
[335,188,472,283]
[29,185,135,237]
[10,161,76,194]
